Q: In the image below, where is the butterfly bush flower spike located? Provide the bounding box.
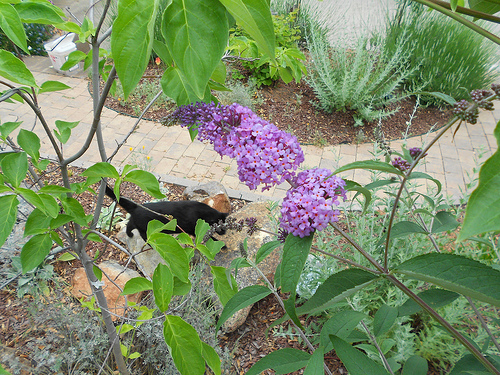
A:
[280,169,347,238]
[173,102,304,191]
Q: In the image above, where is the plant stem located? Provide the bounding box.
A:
[387,274,500,374]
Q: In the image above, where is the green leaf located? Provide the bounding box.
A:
[330,335,390,375]
[60,50,86,71]
[111,0,158,99]
[303,349,324,375]
[216,285,271,332]
[38,185,72,195]
[163,316,205,375]
[93,264,102,281]
[211,266,237,305]
[398,288,460,317]
[459,120,500,241]
[122,277,153,295]
[60,196,91,226]
[81,162,119,179]
[153,263,173,312]
[124,169,165,199]
[38,80,71,94]
[395,253,500,307]
[431,211,459,233]
[17,129,40,162]
[194,219,210,246]
[246,348,310,375]
[20,233,53,273]
[60,125,84,149]
[280,234,313,293]
[56,252,76,262]
[412,91,456,106]
[0,362,12,375]
[146,219,177,239]
[152,39,173,66]
[0,194,18,247]
[297,269,379,316]
[38,193,59,218]
[211,61,226,85]
[373,304,398,337]
[333,160,404,177]
[401,355,428,375]
[0,121,22,140]
[320,310,368,349]
[450,353,500,374]
[201,342,221,375]
[219,0,275,62]
[469,0,500,16]
[16,188,58,218]
[149,233,190,282]
[24,208,52,236]
[255,240,281,264]
[0,3,28,54]
[1,151,28,187]
[409,171,442,195]
[388,221,428,239]
[163,0,228,98]
[15,1,65,24]
[160,63,214,105]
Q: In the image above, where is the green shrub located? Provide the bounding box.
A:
[0,23,54,56]
[305,22,417,125]
[384,5,500,105]
[228,10,306,87]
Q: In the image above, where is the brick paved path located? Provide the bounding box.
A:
[1,56,498,203]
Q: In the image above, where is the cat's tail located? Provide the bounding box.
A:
[105,184,138,213]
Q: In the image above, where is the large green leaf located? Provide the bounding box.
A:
[255,240,281,264]
[216,285,271,332]
[122,277,153,295]
[160,66,214,105]
[211,266,237,306]
[124,169,165,199]
[373,304,398,337]
[17,129,40,162]
[398,288,460,317]
[0,194,18,247]
[201,342,221,375]
[280,234,313,293]
[303,349,324,375]
[333,160,404,177]
[431,211,459,233]
[330,335,390,375]
[0,50,37,87]
[395,253,500,307]
[16,188,58,218]
[449,353,500,374]
[15,1,65,24]
[149,233,190,283]
[1,151,28,187]
[162,0,228,98]
[218,0,275,61]
[469,0,500,15]
[153,263,173,312]
[0,121,22,140]
[401,355,428,375]
[459,119,500,241]
[111,0,158,99]
[163,316,205,375]
[0,3,28,54]
[24,208,51,236]
[297,269,379,316]
[246,348,310,375]
[20,233,53,273]
[320,310,368,348]
[54,120,80,144]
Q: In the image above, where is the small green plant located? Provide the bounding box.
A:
[228,10,306,87]
[127,145,153,171]
[306,22,418,125]
[384,4,500,106]
[215,79,258,109]
[7,256,55,298]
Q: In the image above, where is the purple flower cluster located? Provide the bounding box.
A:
[409,147,427,160]
[392,156,411,172]
[172,102,304,191]
[279,169,346,238]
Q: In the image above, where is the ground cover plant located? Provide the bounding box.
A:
[0,1,500,375]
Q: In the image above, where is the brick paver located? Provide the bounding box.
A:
[0,56,498,204]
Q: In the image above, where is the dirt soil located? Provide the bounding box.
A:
[0,72,452,374]
[102,65,452,146]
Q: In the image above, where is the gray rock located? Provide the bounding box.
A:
[183,181,231,213]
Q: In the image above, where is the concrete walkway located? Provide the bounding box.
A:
[1,56,498,204]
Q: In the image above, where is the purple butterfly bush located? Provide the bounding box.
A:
[173,103,347,238]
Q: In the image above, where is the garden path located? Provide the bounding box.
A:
[1,56,498,205]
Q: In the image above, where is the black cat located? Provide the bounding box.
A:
[105,185,228,241]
